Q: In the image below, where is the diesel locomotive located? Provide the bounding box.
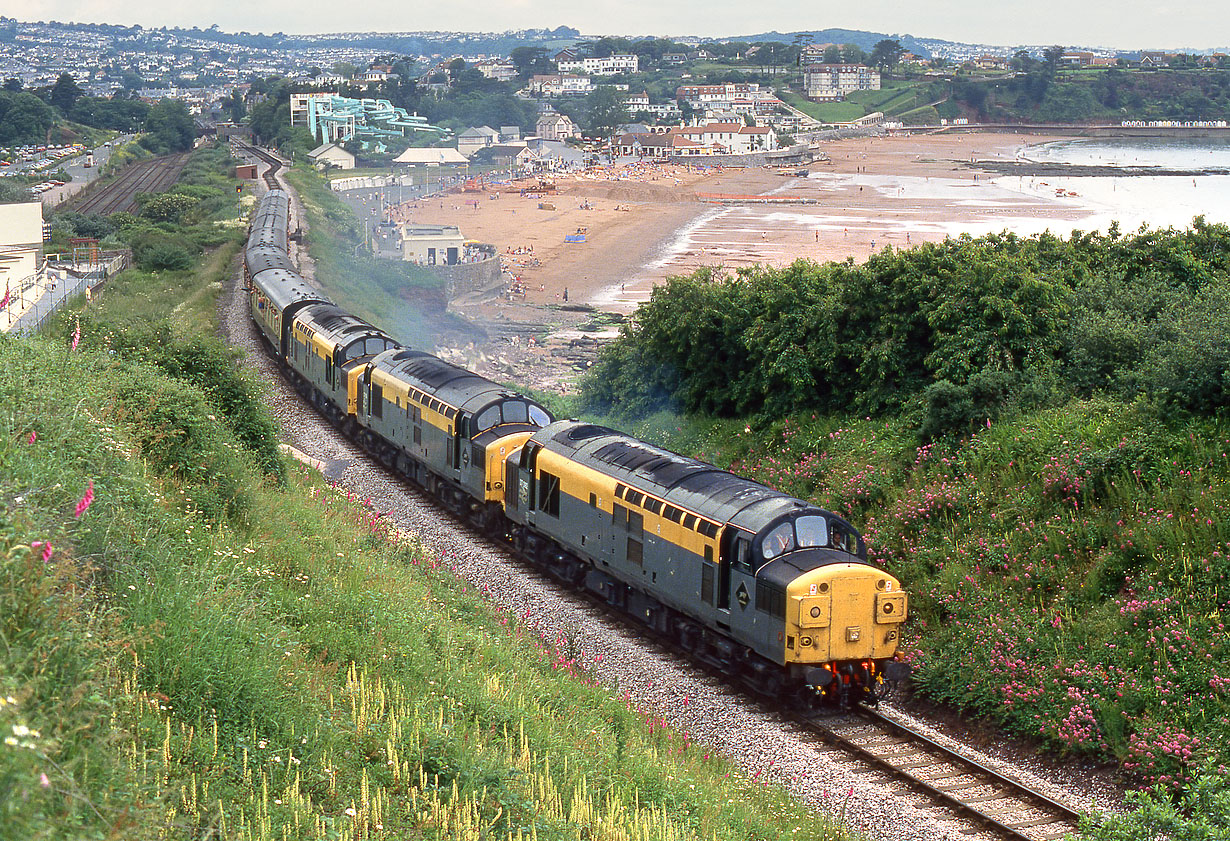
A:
[243,186,909,707]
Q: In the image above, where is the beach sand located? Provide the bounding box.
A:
[399,132,1083,390]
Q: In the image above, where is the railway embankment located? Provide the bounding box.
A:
[3,143,875,841]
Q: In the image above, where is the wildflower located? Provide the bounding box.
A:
[31,541,53,562]
[71,318,81,351]
[40,772,50,788]
[27,430,36,445]
[74,480,94,518]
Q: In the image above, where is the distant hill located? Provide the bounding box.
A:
[736,29,938,58]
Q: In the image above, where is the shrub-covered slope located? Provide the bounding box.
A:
[581,222,1230,799]
[0,325,856,841]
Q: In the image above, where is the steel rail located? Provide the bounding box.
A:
[795,707,1085,841]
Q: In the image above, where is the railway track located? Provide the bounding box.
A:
[232,142,285,189]
[70,153,190,215]
[234,148,1100,840]
[796,706,1085,840]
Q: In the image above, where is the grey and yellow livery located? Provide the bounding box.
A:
[243,187,908,708]
[502,421,909,705]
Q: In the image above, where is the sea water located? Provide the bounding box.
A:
[1002,135,1230,230]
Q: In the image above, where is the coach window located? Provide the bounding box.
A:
[795,516,829,549]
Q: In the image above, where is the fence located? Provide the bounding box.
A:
[2,250,130,336]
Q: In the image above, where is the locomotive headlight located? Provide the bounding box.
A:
[810,606,822,618]
[883,602,894,614]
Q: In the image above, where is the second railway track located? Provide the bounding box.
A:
[70,152,191,215]
[796,706,1085,840]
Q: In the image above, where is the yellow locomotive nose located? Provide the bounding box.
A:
[784,564,906,665]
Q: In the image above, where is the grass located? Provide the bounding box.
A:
[777,90,865,124]
[0,330,861,841]
[2,172,865,840]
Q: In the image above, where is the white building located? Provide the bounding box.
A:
[0,201,47,331]
[526,74,594,97]
[399,224,465,265]
[802,64,881,101]
[475,59,517,83]
[290,91,338,126]
[457,125,500,157]
[306,143,355,170]
[557,54,639,76]
[670,122,776,154]
[536,112,580,140]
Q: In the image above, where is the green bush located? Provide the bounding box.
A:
[582,221,1230,437]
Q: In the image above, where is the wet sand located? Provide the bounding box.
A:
[409,132,1089,390]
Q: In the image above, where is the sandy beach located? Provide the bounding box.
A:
[394,132,1091,389]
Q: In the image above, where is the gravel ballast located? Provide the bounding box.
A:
[220,157,1124,841]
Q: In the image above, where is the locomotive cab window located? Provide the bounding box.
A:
[795,516,830,549]
[761,522,795,560]
[502,401,529,424]
[734,536,753,572]
[528,405,551,427]
[831,523,852,553]
[475,405,501,433]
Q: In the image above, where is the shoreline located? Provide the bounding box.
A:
[417,130,1203,392]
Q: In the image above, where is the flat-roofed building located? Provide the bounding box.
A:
[290,91,337,126]
[399,223,465,265]
[802,64,881,101]
[0,201,47,331]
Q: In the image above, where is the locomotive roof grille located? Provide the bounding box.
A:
[591,440,717,486]
[401,356,487,389]
[554,423,615,444]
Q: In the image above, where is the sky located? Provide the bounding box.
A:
[12,0,1230,50]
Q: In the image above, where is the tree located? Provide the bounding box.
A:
[841,43,867,64]
[869,39,906,76]
[222,89,245,122]
[49,72,84,113]
[823,46,842,64]
[0,92,56,144]
[2,77,21,92]
[139,98,195,154]
[585,86,628,142]
[510,46,551,79]
[1010,50,1037,74]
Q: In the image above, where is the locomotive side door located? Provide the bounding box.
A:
[519,442,541,524]
[717,527,753,618]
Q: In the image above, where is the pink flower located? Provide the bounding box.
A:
[40,772,50,788]
[71,318,81,352]
[31,541,53,562]
[27,430,36,444]
[74,480,94,518]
